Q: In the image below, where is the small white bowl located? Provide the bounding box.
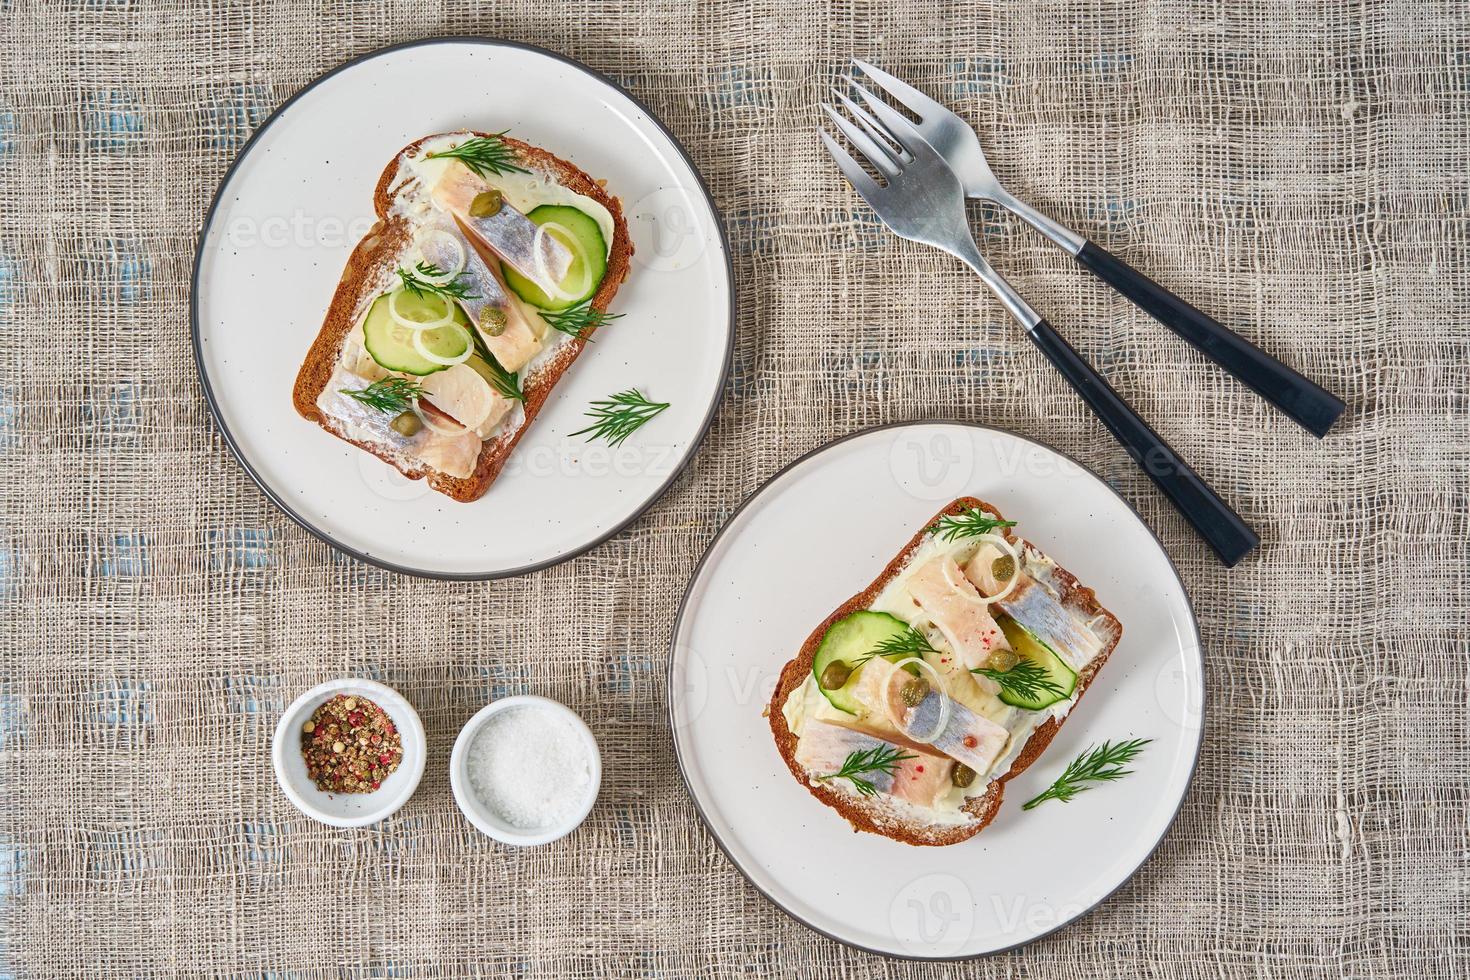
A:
[449,695,602,846]
[272,679,427,828]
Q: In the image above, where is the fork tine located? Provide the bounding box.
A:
[820,103,901,178]
[832,90,911,164]
[844,76,931,157]
[818,128,882,205]
[852,58,947,121]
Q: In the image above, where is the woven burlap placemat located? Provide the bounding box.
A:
[1,1,1466,976]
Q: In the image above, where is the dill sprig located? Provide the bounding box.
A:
[972,659,1068,704]
[480,356,524,402]
[339,377,422,415]
[397,261,479,302]
[930,508,1017,542]
[460,316,524,402]
[1021,738,1153,811]
[853,625,936,669]
[569,389,670,447]
[541,303,623,341]
[424,133,529,178]
[817,744,916,797]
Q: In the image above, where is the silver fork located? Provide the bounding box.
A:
[849,59,1345,439]
[820,99,1259,566]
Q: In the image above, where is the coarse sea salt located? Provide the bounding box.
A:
[466,706,592,830]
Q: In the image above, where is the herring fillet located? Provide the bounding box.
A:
[419,219,542,372]
[995,574,1104,668]
[432,162,573,294]
[316,366,481,480]
[889,752,954,807]
[795,721,953,803]
[883,669,1011,776]
[907,556,1011,670]
[316,366,417,450]
[794,722,901,796]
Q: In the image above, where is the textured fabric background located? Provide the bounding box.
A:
[1,0,1467,976]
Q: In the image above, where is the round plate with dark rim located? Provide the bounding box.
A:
[668,421,1202,958]
[192,38,732,579]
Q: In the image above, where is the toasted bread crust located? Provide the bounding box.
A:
[291,132,634,501]
[766,497,1122,846]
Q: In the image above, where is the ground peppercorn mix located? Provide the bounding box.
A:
[301,694,404,793]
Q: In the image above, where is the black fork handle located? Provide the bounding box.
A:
[1074,241,1345,438]
[1027,318,1259,566]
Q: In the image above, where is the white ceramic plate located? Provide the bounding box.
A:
[193,38,732,578]
[669,422,1203,958]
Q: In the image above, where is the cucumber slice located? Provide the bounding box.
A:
[811,611,913,715]
[362,290,471,376]
[994,615,1077,710]
[501,205,608,311]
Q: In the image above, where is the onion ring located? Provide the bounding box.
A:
[939,533,1021,605]
[388,288,455,332]
[531,222,591,303]
[412,230,466,283]
[973,532,1021,603]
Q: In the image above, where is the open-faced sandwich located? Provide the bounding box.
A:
[293,131,632,501]
[768,497,1122,846]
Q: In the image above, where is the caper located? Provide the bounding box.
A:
[819,660,852,691]
[390,411,422,437]
[951,764,976,788]
[984,649,1020,673]
[991,554,1016,583]
[479,307,508,337]
[900,677,930,707]
[469,189,503,218]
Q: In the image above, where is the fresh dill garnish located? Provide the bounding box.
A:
[339,377,422,415]
[541,303,623,341]
[481,357,524,402]
[396,261,479,302]
[458,320,524,402]
[853,625,937,668]
[972,659,1069,704]
[929,508,1017,542]
[817,744,916,797]
[1021,738,1153,811]
[424,133,529,178]
[569,389,670,447]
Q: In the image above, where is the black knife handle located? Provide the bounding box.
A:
[1074,240,1345,438]
[1026,318,1259,566]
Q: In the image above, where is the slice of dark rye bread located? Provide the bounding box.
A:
[766,496,1123,847]
[291,132,634,502]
